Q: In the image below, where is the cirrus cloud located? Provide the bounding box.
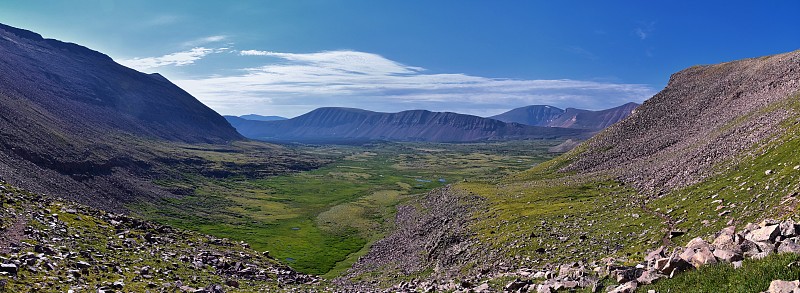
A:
[116,47,223,72]
[176,50,656,117]
[119,48,657,117]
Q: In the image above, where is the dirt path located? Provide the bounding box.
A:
[0,214,29,254]
[636,198,676,247]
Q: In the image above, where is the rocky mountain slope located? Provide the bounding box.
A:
[341,50,800,291]
[490,102,639,129]
[0,23,319,211]
[225,107,593,143]
[562,51,800,194]
[0,23,241,143]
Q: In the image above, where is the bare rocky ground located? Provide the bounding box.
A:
[335,186,487,290]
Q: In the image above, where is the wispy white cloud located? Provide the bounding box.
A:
[182,35,228,47]
[117,47,223,72]
[635,21,656,40]
[169,50,656,117]
[239,50,424,75]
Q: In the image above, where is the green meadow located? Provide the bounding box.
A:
[134,140,563,276]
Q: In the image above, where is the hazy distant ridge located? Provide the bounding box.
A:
[225,107,594,143]
[489,102,639,129]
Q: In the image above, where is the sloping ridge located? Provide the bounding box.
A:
[547,102,639,129]
[227,107,593,143]
[0,23,241,142]
[562,49,800,193]
[489,105,566,126]
[490,102,639,129]
[0,23,246,210]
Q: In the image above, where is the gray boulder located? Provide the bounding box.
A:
[767,280,800,293]
[780,220,798,238]
[713,248,743,262]
[655,251,692,276]
[608,281,638,293]
[690,246,718,268]
[636,269,665,285]
[778,241,800,254]
[748,225,781,242]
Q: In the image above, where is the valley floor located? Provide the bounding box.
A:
[132,140,564,277]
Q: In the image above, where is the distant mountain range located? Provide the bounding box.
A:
[227,103,637,143]
[489,102,639,129]
[225,108,594,143]
[238,114,288,121]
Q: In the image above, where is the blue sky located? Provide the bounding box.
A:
[1,1,798,117]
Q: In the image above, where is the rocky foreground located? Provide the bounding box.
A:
[0,181,319,292]
[347,218,800,293]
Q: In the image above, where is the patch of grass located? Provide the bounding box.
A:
[462,178,666,266]
[643,253,800,293]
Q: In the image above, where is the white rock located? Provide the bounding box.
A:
[748,225,781,242]
[767,280,800,293]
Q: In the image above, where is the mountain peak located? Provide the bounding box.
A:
[490,103,638,129]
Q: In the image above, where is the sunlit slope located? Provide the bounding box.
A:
[343,50,800,287]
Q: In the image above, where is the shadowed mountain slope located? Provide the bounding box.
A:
[226,107,593,143]
[0,23,317,211]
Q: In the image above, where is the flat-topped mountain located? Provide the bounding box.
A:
[489,102,639,129]
[238,114,288,121]
[226,107,593,143]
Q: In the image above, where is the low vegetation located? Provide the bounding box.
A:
[134,140,565,276]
